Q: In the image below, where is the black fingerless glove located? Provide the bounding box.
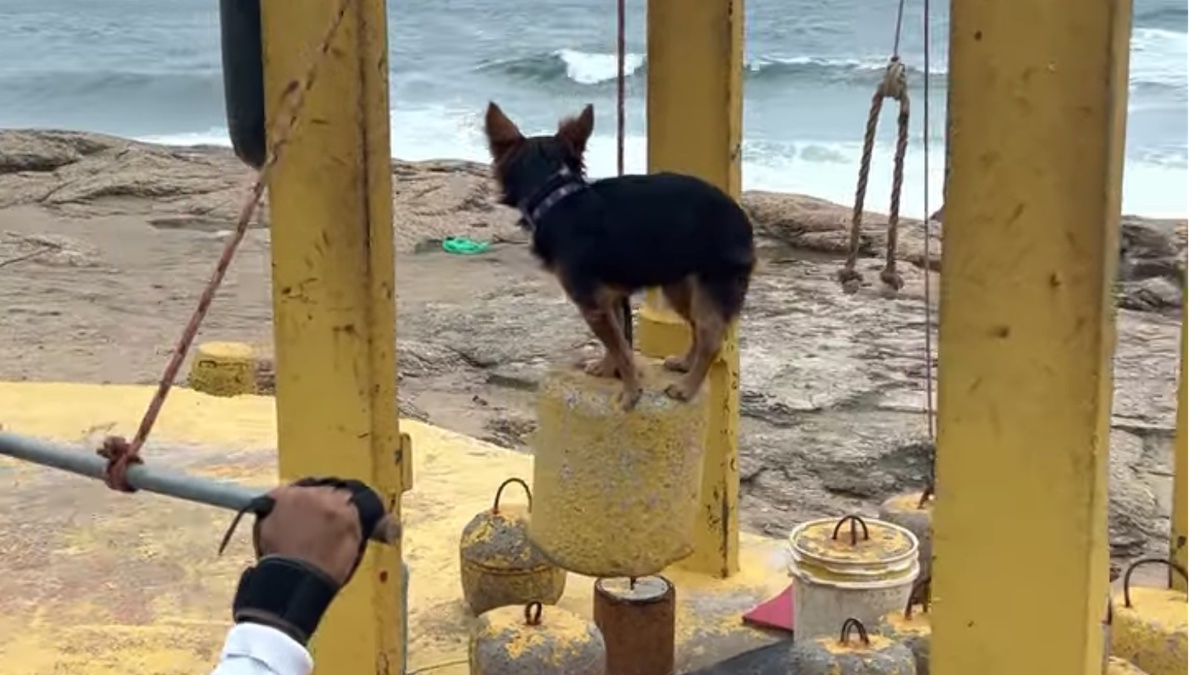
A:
[220,476,390,646]
[232,555,341,646]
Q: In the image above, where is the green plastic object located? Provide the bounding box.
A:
[442,237,491,255]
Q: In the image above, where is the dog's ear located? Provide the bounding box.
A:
[556,104,595,158]
[484,102,523,161]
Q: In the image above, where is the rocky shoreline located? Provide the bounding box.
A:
[0,128,1186,565]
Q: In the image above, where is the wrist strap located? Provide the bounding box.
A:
[232,555,340,645]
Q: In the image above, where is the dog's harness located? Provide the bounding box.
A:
[518,167,587,231]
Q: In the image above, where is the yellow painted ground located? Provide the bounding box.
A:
[0,382,788,674]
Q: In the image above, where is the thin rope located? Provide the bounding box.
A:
[891,0,907,57]
[614,0,634,345]
[96,0,354,492]
[921,0,934,444]
[616,0,626,176]
[921,0,931,441]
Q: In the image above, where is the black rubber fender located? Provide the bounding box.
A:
[219,0,267,169]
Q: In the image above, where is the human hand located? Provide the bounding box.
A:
[230,477,390,645]
[252,483,366,586]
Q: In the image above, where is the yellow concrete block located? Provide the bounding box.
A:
[188,341,257,397]
[469,602,605,675]
[529,359,708,578]
[1111,586,1188,675]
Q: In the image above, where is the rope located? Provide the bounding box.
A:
[616,0,627,177]
[921,0,936,470]
[891,0,907,57]
[835,0,936,493]
[614,0,634,344]
[97,0,356,492]
[836,58,909,294]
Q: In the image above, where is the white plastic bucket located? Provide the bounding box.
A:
[788,515,920,641]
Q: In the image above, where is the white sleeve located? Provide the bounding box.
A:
[209,623,315,675]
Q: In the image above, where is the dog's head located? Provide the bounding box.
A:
[483,101,594,210]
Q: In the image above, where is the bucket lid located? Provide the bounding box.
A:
[790,515,917,566]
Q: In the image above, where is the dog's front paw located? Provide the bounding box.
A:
[664,383,695,402]
[663,354,690,373]
[618,387,643,411]
[583,357,619,378]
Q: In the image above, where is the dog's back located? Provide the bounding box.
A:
[536,171,756,319]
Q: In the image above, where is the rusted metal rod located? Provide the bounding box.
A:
[0,431,400,543]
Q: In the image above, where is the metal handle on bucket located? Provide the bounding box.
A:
[1122,557,1188,608]
[904,574,932,619]
[832,515,870,545]
[492,477,534,514]
[839,618,870,646]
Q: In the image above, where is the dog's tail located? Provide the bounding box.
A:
[701,260,753,322]
[702,211,756,322]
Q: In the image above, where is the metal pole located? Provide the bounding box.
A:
[0,431,400,544]
[0,431,261,510]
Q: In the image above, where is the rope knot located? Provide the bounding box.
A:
[97,436,143,493]
[881,58,908,100]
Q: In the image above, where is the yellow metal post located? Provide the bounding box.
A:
[262,0,405,673]
[640,0,744,579]
[933,0,1131,671]
[1170,299,1186,588]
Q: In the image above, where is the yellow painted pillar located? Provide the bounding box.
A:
[261,0,406,673]
[932,0,1131,671]
[1170,298,1186,589]
[640,0,744,579]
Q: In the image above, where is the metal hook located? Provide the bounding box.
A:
[904,575,932,619]
[832,515,871,545]
[1121,557,1188,608]
[917,484,935,509]
[524,601,544,626]
[492,477,533,514]
[839,618,870,646]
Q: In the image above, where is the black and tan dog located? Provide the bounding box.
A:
[483,102,755,411]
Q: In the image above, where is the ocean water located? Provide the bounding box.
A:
[0,0,1188,218]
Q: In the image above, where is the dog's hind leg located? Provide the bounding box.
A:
[582,292,632,379]
[665,278,730,402]
[660,280,697,373]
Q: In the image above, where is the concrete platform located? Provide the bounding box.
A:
[0,382,790,674]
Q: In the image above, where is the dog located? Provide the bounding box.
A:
[483,101,755,411]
